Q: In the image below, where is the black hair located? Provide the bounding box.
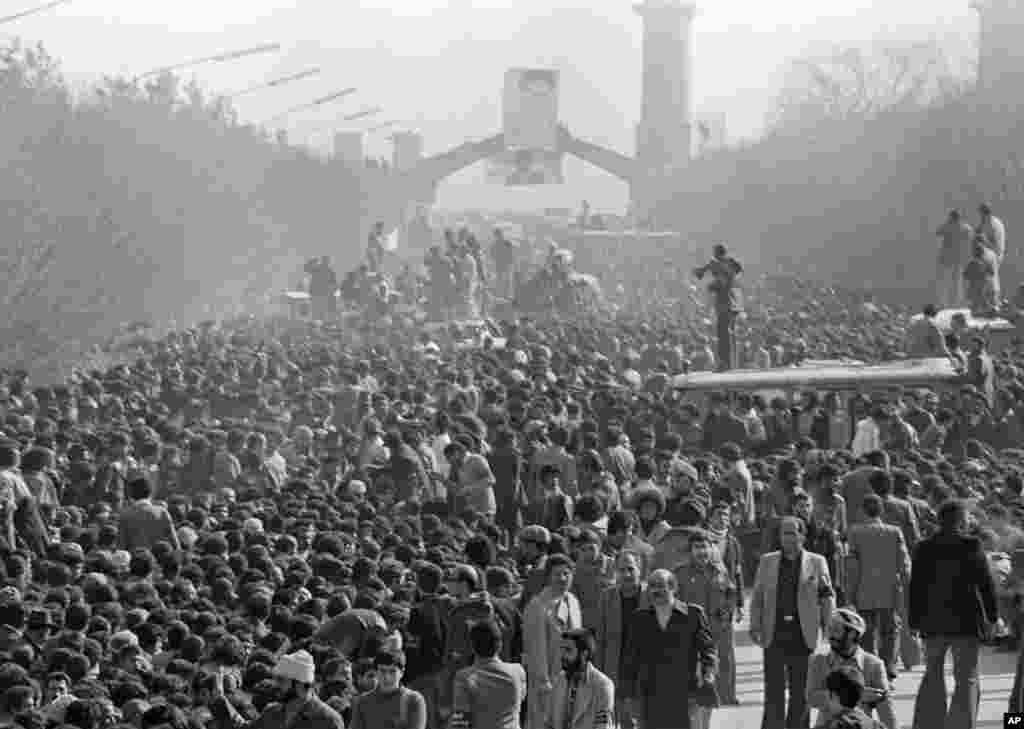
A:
[468,619,502,659]
[544,553,575,579]
[825,666,864,708]
[127,476,154,501]
[862,493,883,519]
[607,511,636,535]
[868,468,893,497]
[373,649,405,670]
[938,498,968,532]
[561,628,596,660]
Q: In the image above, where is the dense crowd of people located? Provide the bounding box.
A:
[1,262,1024,729]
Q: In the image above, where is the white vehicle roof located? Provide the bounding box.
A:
[673,357,960,393]
[912,308,1015,333]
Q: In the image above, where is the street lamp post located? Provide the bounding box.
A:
[132,43,281,83]
[343,106,382,122]
[228,67,321,99]
[0,0,71,26]
[261,87,358,125]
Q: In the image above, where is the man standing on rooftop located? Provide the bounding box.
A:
[935,209,973,309]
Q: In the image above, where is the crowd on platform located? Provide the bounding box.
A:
[1,263,1024,729]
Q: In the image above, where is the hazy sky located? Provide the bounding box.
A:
[7,0,979,210]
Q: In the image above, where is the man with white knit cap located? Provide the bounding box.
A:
[211,649,345,729]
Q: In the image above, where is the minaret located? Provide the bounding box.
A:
[634,0,697,176]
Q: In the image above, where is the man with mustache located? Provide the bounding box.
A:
[621,568,717,729]
[547,628,614,729]
[750,516,835,729]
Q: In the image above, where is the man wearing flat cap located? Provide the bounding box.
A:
[212,649,345,729]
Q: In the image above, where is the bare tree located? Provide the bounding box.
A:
[768,40,967,135]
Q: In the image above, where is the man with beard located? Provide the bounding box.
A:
[547,628,614,729]
[807,609,896,729]
[212,649,346,729]
[621,569,717,729]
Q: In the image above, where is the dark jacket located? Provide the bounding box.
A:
[701,413,748,454]
[217,694,344,729]
[405,593,453,681]
[622,601,717,729]
[909,532,998,638]
[446,592,499,669]
[491,596,524,663]
[966,351,996,409]
[528,490,573,534]
[389,442,430,503]
[488,445,523,532]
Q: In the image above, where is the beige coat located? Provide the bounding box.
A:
[749,550,835,650]
[547,663,614,729]
[523,588,583,686]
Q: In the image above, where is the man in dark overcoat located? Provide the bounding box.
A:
[621,568,717,729]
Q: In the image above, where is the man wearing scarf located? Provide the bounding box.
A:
[706,503,745,705]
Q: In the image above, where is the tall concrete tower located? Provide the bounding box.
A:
[391,131,424,173]
[635,0,697,176]
[972,0,1024,96]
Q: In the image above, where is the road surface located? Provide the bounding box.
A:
[711,612,1018,729]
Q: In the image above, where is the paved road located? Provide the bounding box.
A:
[711,614,1019,729]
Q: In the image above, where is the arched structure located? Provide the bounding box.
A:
[403,127,641,204]
[363,0,696,235]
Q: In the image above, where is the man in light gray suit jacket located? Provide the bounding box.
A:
[451,618,527,729]
[846,493,911,680]
[750,516,835,729]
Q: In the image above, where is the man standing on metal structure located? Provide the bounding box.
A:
[694,244,743,371]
